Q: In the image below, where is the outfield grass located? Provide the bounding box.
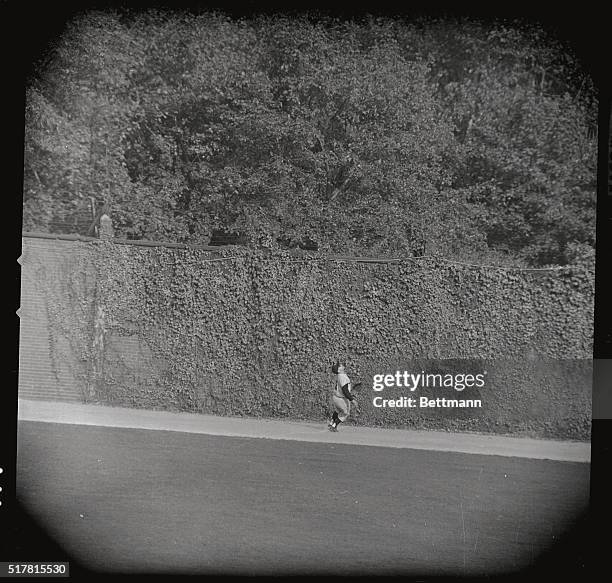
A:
[16,421,589,576]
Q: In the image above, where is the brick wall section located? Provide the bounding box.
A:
[18,238,86,402]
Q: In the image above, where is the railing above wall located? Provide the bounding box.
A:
[20,232,404,264]
[21,232,588,271]
[22,231,223,252]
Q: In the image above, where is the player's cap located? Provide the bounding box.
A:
[331,362,339,374]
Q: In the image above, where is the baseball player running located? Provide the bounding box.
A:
[328,362,357,432]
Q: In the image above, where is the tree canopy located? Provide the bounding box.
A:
[23,11,597,266]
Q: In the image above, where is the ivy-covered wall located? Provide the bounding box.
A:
[19,236,594,439]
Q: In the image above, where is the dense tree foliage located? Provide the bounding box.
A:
[23,11,597,266]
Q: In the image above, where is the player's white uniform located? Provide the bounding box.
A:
[332,372,352,422]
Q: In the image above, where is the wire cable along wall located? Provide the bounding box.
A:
[21,232,588,271]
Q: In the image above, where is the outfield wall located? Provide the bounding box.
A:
[18,236,594,439]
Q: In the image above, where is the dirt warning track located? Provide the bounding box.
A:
[17,399,591,462]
